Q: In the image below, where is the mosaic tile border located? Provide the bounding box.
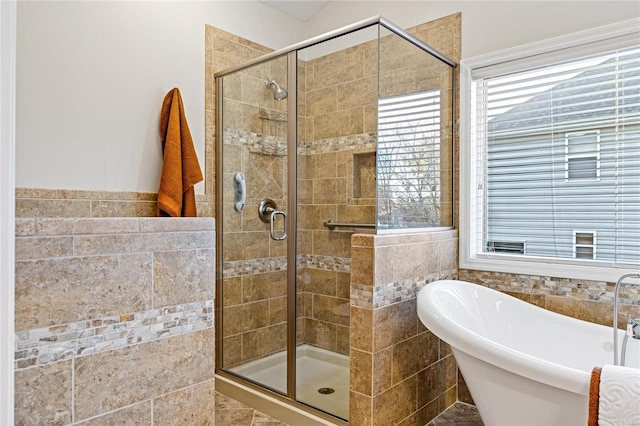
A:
[351,269,457,309]
[300,132,377,155]
[223,257,288,278]
[298,254,351,273]
[14,300,213,370]
[224,128,287,157]
[460,270,640,306]
[223,128,377,156]
[223,254,350,278]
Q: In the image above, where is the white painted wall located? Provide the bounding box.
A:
[16,1,305,193]
[15,1,640,193]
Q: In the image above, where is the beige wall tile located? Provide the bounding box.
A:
[307,152,338,179]
[154,249,215,307]
[337,272,351,299]
[350,391,372,426]
[74,329,214,421]
[223,300,269,336]
[223,276,242,306]
[269,296,287,325]
[15,236,74,260]
[305,318,337,351]
[153,380,215,426]
[313,108,363,140]
[372,347,392,396]
[223,335,242,368]
[313,178,347,204]
[91,201,157,217]
[302,269,337,296]
[336,76,377,111]
[351,306,373,352]
[373,300,417,351]
[15,361,72,426]
[306,87,338,116]
[351,246,374,287]
[351,349,372,396]
[15,218,35,236]
[416,356,452,408]
[313,295,350,327]
[242,323,287,360]
[298,205,337,230]
[372,376,416,426]
[312,230,351,258]
[392,331,439,385]
[15,254,153,331]
[222,231,270,261]
[78,401,151,425]
[337,324,350,355]
[74,231,214,256]
[16,199,92,218]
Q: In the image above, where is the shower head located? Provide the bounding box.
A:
[266,79,288,101]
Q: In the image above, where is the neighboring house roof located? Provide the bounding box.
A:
[488,49,640,135]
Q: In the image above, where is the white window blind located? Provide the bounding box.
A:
[377,91,442,228]
[472,45,640,267]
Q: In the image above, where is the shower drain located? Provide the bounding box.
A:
[317,387,335,395]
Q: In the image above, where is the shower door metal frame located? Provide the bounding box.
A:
[214,14,457,422]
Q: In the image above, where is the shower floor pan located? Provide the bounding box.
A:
[229,344,349,420]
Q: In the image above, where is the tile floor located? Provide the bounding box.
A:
[215,392,482,426]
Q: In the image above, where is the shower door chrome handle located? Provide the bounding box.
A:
[258,198,287,241]
[270,210,287,241]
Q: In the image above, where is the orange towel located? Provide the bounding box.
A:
[588,366,601,426]
[158,88,203,217]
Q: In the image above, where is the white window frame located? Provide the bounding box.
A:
[574,230,596,260]
[565,130,600,182]
[460,18,640,283]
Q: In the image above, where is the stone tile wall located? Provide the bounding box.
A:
[458,270,640,328]
[14,217,215,425]
[349,229,459,426]
[15,187,214,218]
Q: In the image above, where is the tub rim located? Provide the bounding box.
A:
[417,279,594,396]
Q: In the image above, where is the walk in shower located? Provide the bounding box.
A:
[215,16,456,421]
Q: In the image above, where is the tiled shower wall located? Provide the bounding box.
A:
[217,42,292,366]
[297,36,376,355]
[14,218,215,425]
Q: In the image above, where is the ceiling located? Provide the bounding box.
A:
[258,0,331,22]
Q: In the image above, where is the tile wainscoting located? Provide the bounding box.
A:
[14,217,216,425]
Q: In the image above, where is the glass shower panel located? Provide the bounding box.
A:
[377,27,454,229]
[295,24,379,420]
[219,54,289,394]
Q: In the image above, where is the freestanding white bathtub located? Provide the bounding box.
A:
[417,279,640,426]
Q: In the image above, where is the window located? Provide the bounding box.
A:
[574,231,596,259]
[461,20,640,282]
[565,131,600,181]
[486,241,525,255]
[377,91,443,228]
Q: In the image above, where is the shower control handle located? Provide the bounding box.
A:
[258,198,287,241]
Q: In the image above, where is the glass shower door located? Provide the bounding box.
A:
[218,54,290,395]
[294,25,379,421]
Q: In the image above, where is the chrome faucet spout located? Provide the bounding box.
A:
[613,273,640,366]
